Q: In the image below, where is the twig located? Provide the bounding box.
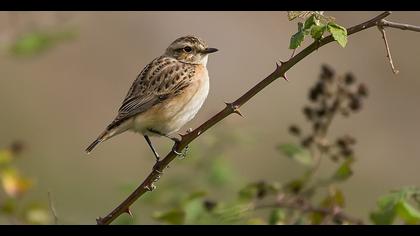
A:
[95,11,420,225]
[377,25,399,74]
[380,19,420,32]
[48,191,59,225]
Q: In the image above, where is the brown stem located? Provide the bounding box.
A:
[378,25,399,74]
[96,11,396,225]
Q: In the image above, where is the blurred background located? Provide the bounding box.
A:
[0,11,420,224]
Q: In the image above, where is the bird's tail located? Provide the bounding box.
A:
[85,130,110,154]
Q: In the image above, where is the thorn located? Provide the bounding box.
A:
[124,208,133,217]
[96,217,103,225]
[282,74,289,81]
[225,101,244,117]
[234,109,244,118]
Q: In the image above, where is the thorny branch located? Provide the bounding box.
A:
[96,11,420,225]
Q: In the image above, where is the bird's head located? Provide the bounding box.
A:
[165,35,218,65]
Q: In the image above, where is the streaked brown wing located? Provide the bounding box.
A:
[106,56,195,130]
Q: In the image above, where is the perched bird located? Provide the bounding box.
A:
[85,35,218,161]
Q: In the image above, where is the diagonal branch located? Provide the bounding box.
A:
[96,11,420,225]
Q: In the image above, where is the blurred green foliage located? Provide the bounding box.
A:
[9,29,77,57]
[371,187,420,224]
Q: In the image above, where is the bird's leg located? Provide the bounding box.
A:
[144,135,160,163]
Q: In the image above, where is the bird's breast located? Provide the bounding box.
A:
[133,66,210,135]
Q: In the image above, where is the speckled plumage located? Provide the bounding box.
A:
[86,35,217,154]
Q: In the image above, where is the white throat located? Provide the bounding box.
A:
[200,55,209,66]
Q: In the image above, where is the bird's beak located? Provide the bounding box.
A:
[203,47,219,54]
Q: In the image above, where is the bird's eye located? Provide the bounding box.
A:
[183,46,192,53]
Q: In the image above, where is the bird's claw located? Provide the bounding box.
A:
[172,145,189,159]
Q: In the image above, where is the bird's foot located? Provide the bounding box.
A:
[172,144,189,159]
[168,135,188,159]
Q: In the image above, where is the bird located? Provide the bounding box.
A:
[85,35,218,162]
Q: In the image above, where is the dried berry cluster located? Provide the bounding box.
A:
[289,65,368,161]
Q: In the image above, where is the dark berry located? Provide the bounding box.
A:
[357,83,368,97]
[203,200,217,212]
[301,136,314,147]
[344,73,355,85]
[289,125,301,136]
[321,64,334,80]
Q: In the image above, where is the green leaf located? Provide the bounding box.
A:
[289,23,305,49]
[269,208,286,225]
[311,24,327,40]
[396,200,420,224]
[370,192,400,224]
[332,160,353,181]
[327,23,348,47]
[278,143,312,166]
[303,15,319,31]
[370,208,396,225]
[153,208,186,225]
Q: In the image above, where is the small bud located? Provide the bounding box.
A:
[349,96,361,111]
[10,140,25,155]
[316,108,327,117]
[303,107,314,120]
[301,136,314,147]
[336,138,347,149]
[289,125,301,136]
[203,200,217,212]
[257,187,267,199]
[313,122,322,132]
[341,148,354,157]
[357,83,369,97]
[343,135,356,145]
[330,155,339,162]
[309,88,320,101]
[321,64,335,80]
[344,73,355,85]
